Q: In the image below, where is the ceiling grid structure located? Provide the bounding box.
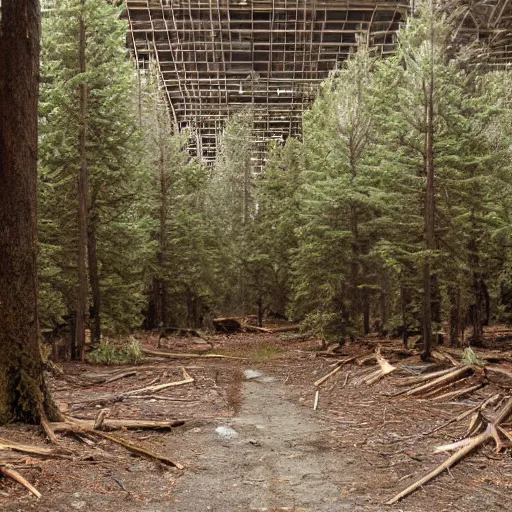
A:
[125,0,512,167]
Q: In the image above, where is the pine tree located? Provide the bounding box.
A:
[209,110,255,315]
[372,6,505,352]
[250,138,304,321]
[141,70,222,328]
[289,46,378,341]
[39,0,148,353]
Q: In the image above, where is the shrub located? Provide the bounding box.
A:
[87,337,145,365]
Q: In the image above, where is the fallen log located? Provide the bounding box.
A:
[58,421,184,469]
[432,350,458,366]
[82,370,137,385]
[419,375,473,399]
[431,382,485,402]
[51,418,184,432]
[241,324,273,334]
[0,438,59,457]
[423,394,501,436]
[124,368,194,395]
[486,365,512,385]
[213,317,242,333]
[404,366,472,397]
[396,367,455,387]
[142,348,246,360]
[366,350,397,385]
[314,357,356,387]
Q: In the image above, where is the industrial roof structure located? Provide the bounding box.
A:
[125,1,512,166]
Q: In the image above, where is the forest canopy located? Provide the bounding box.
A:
[37,1,512,360]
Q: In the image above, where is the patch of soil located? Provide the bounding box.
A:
[0,331,511,511]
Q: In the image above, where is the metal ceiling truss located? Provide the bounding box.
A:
[125,0,512,167]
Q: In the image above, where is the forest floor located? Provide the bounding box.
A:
[0,330,511,511]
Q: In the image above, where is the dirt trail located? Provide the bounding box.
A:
[169,371,360,512]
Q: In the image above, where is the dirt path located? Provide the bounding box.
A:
[1,336,510,511]
[169,370,359,512]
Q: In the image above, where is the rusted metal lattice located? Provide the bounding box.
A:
[125,1,512,166]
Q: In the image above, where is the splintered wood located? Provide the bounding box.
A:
[314,339,512,505]
[386,397,512,504]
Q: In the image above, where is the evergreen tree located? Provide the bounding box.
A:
[289,46,378,341]
[209,110,255,315]
[372,6,504,353]
[39,0,148,354]
[142,70,222,328]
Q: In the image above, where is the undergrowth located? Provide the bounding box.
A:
[247,343,283,363]
[461,347,484,366]
[87,337,144,365]
[213,342,284,362]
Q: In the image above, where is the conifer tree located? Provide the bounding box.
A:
[289,47,378,341]
[39,0,148,352]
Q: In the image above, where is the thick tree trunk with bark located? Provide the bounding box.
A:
[0,0,58,424]
[74,9,89,361]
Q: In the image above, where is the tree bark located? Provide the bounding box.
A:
[349,204,359,341]
[422,19,436,360]
[400,284,409,348]
[87,204,101,345]
[74,7,89,361]
[363,287,370,335]
[449,285,460,347]
[257,297,264,328]
[0,0,58,424]
[147,104,171,329]
[467,220,486,343]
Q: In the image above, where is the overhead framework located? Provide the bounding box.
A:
[124,1,512,166]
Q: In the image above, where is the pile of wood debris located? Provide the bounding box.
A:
[313,341,512,505]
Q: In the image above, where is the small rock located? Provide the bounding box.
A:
[71,501,86,510]
[244,369,263,380]
[191,427,202,433]
[215,426,239,440]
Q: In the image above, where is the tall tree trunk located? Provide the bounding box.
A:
[0,0,58,424]
[149,112,170,328]
[449,285,460,347]
[431,274,443,344]
[87,204,101,345]
[400,285,409,348]
[257,296,264,328]
[74,8,89,361]
[422,18,436,360]
[349,204,359,340]
[379,285,387,336]
[362,287,370,335]
[468,213,485,343]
